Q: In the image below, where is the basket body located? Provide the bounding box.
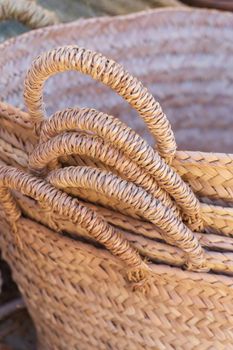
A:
[1,8,233,350]
[1,215,233,350]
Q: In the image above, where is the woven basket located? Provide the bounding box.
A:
[1,8,233,349]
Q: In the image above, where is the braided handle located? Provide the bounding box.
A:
[0,0,58,28]
[24,47,206,274]
[36,107,202,231]
[0,165,152,292]
[29,131,180,219]
[24,46,176,162]
[47,166,207,271]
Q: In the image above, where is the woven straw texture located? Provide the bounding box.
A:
[0,0,58,29]
[0,8,233,349]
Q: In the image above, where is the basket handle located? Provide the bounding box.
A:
[0,165,152,292]
[24,46,176,163]
[29,131,180,219]
[36,107,202,231]
[0,0,58,29]
[47,166,207,272]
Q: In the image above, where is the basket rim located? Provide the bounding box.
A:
[1,7,233,52]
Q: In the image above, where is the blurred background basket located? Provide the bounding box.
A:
[182,0,233,11]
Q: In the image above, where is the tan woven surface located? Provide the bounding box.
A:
[10,192,233,277]
[1,217,233,349]
[0,8,233,349]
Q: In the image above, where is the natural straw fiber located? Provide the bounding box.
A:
[0,8,233,349]
[0,0,58,28]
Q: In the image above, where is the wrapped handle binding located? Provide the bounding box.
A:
[24,45,177,163]
[0,165,152,293]
[0,0,58,28]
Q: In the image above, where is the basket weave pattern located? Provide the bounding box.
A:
[0,9,233,349]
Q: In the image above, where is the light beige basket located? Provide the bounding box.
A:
[1,8,233,349]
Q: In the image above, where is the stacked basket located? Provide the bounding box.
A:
[0,8,233,350]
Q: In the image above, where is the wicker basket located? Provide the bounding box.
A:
[1,8,233,349]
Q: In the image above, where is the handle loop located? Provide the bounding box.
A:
[0,0,58,28]
[0,165,152,292]
[0,101,33,129]
[37,107,202,230]
[29,131,180,219]
[24,46,176,162]
[24,46,206,275]
[47,166,207,271]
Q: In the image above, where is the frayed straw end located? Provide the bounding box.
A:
[185,253,209,273]
[127,262,153,295]
[182,213,204,232]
